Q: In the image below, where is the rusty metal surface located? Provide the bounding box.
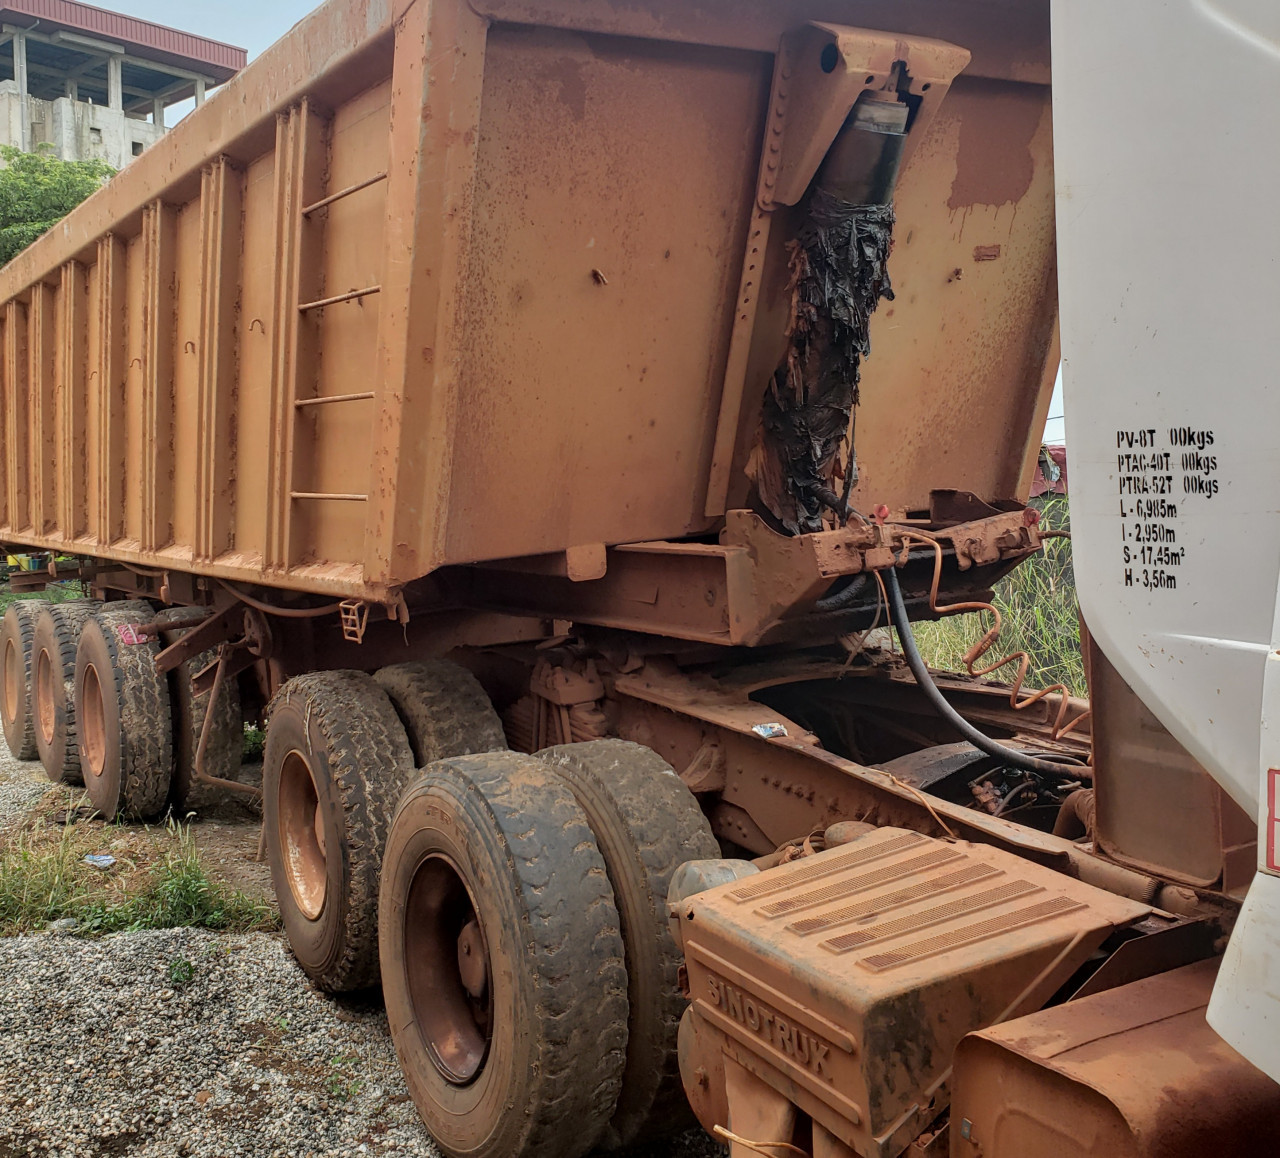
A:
[0,0,1057,625]
[1066,914,1217,1002]
[673,826,1146,1158]
[951,959,1280,1158]
[753,25,969,212]
[462,507,1044,647]
[612,660,1191,913]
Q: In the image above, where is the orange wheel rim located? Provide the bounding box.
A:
[80,663,107,779]
[2,637,20,727]
[35,649,56,747]
[278,750,328,920]
[403,853,493,1085]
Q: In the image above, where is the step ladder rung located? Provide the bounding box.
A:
[302,171,388,216]
[298,285,381,312]
[294,391,376,409]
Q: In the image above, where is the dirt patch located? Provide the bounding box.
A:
[182,764,273,903]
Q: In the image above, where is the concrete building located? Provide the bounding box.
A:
[0,1,244,170]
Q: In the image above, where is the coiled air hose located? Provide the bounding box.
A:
[884,565,1087,777]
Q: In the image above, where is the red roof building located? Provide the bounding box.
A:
[0,1,245,166]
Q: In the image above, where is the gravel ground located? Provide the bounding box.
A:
[0,742,724,1158]
[0,928,438,1158]
[0,739,49,823]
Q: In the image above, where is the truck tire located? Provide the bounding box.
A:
[263,670,414,992]
[155,609,243,814]
[374,660,507,766]
[536,739,720,1148]
[32,600,102,783]
[1,598,50,760]
[75,603,173,821]
[379,750,629,1158]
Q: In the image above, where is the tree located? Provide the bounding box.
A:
[0,145,114,266]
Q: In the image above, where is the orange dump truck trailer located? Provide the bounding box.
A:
[0,2,1276,1157]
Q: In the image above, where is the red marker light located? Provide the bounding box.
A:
[1268,769,1280,872]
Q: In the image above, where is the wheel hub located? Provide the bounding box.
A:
[35,649,55,747]
[457,918,489,1000]
[80,663,107,779]
[278,750,328,920]
[404,854,493,1085]
[2,637,19,726]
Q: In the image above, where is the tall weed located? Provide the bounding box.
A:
[0,811,276,937]
[912,495,1085,696]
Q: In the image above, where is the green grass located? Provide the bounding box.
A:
[911,495,1085,697]
[0,579,88,611]
[0,812,277,938]
[242,725,266,761]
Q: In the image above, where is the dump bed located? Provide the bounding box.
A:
[0,0,1058,604]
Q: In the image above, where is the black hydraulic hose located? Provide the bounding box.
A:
[815,572,871,613]
[884,566,1087,777]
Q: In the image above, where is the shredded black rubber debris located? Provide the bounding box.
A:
[756,192,895,534]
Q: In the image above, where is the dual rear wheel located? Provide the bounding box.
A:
[73,601,175,820]
[1,597,244,821]
[261,662,717,1158]
[71,603,243,819]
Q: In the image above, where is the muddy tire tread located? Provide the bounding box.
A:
[406,751,629,1158]
[266,670,413,991]
[374,660,507,766]
[1,599,50,760]
[34,600,102,783]
[89,604,172,818]
[536,738,721,1148]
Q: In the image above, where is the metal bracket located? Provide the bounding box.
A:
[756,23,970,211]
[153,605,245,674]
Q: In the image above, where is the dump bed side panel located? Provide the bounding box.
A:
[0,0,398,599]
[0,0,1058,605]
[370,0,1058,574]
[441,25,770,562]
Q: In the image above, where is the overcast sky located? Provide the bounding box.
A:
[109,1,318,59]
[105,1,321,123]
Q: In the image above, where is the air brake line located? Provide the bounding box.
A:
[883,564,1088,778]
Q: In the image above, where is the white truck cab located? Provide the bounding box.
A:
[1051,0,1280,1078]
